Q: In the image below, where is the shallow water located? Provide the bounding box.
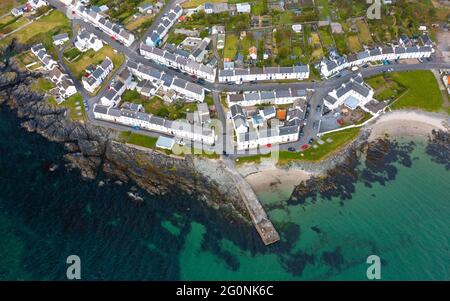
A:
[0,106,448,280]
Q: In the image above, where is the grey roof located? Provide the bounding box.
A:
[369,48,381,56]
[395,47,406,54]
[260,91,275,100]
[92,68,104,79]
[172,78,186,88]
[127,60,139,70]
[382,47,394,54]
[103,89,116,100]
[244,92,260,101]
[357,51,370,60]
[324,95,338,105]
[292,89,307,97]
[230,104,244,118]
[108,108,122,117]
[279,125,299,136]
[100,58,112,70]
[275,89,291,98]
[262,106,276,116]
[53,33,69,42]
[94,105,109,114]
[150,116,165,126]
[229,94,244,102]
[185,82,203,95]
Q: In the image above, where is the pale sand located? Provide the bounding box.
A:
[245,168,312,195]
[245,110,449,195]
[368,110,448,141]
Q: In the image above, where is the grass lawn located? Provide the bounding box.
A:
[64,93,86,121]
[182,0,226,9]
[251,0,267,15]
[119,131,158,149]
[63,47,82,62]
[223,34,238,60]
[318,26,334,48]
[0,10,71,49]
[0,16,29,35]
[166,32,187,44]
[316,0,331,20]
[389,71,443,112]
[356,19,372,45]
[121,90,198,120]
[346,34,362,52]
[0,0,26,16]
[14,50,40,69]
[65,45,125,80]
[124,14,153,32]
[31,78,54,93]
[366,74,406,101]
[236,128,361,165]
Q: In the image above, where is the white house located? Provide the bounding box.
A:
[75,3,135,47]
[292,24,302,33]
[53,33,69,46]
[93,104,215,145]
[140,43,216,82]
[218,65,310,83]
[236,3,251,14]
[82,57,113,93]
[127,60,205,102]
[319,44,434,78]
[28,0,47,10]
[227,89,306,107]
[30,43,58,70]
[74,29,103,52]
[324,75,374,111]
[144,4,183,47]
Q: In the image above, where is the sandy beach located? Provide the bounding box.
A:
[245,167,312,194]
[244,110,449,195]
[368,110,448,141]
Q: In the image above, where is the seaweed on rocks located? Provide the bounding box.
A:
[426,129,450,170]
[289,138,416,204]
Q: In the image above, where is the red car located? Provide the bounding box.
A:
[301,144,309,150]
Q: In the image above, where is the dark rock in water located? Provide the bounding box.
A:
[426,129,450,170]
[321,247,345,271]
[280,250,315,276]
[289,138,416,205]
[311,226,321,234]
[0,42,251,225]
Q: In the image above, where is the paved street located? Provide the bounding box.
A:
[45,0,450,157]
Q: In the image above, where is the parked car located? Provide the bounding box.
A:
[288,147,296,152]
[308,138,315,144]
[196,78,205,85]
[316,104,321,113]
[249,80,257,84]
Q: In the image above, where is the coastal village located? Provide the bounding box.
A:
[1,0,449,245]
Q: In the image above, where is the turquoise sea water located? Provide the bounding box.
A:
[0,105,449,280]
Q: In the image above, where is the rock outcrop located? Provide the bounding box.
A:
[0,43,250,223]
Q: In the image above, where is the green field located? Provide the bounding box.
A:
[223,34,238,59]
[237,128,362,165]
[119,131,158,149]
[121,90,197,120]
[0,10,71,50]
[389,71,443,112]
[65,45,124,82]
[48,93,86,121]
[31,78,54,93]
[0,0,26,16]
[366,74,406,101]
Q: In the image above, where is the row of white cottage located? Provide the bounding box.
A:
[93,104,215,145]
[218,65,310,83]
[126,60,205,102]
[230,104,301,150]
[31,44,77,103]
[75,3,135,47]
[227,88,307,107]
[140,43,216,82]
[81,57,113,93]
[320,45,434,78]
[145,4,183,47]
[323,75,388,115]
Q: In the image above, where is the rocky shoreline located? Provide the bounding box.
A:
[0,44,251,225]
